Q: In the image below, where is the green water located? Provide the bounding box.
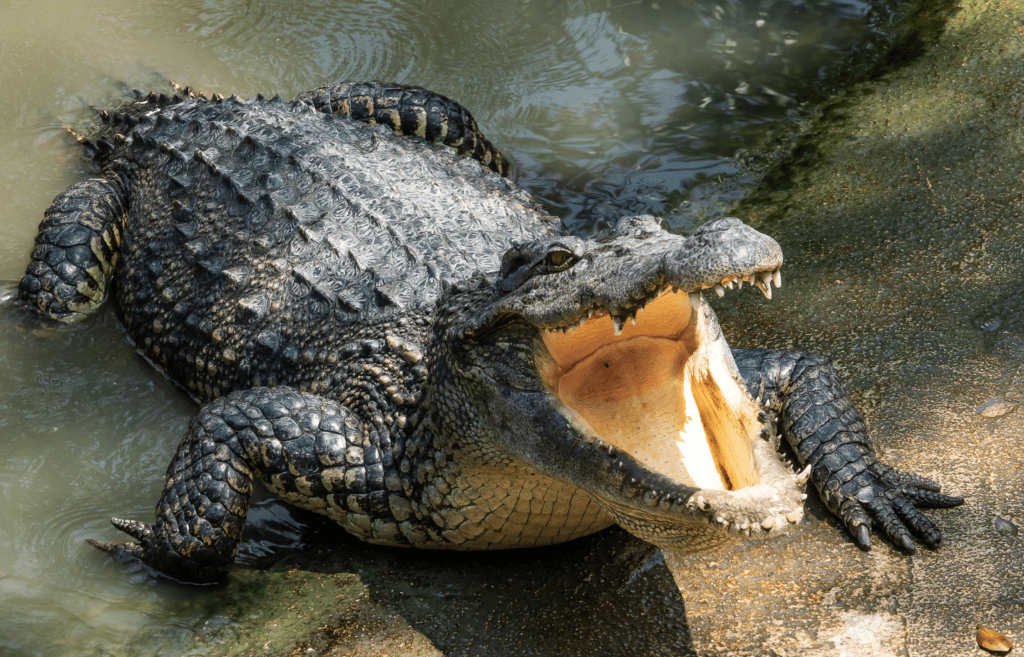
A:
[0,0,920,654]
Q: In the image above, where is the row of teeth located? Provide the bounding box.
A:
[707,268,782,300]
[544,268,783,337]
[689,463,810,535]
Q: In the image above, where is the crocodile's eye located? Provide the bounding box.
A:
[545,249,575,272]
[498,240,582,293]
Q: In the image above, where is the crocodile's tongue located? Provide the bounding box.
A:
[540,291,759,491]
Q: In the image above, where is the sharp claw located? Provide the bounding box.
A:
[87,537,145,561]
[855,523,871,550]
[931,492,965,508]
[899,533,917,554]
[111,517,153,543]
[86,537,117,553]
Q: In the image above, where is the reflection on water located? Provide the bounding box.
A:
[0,0,918,654]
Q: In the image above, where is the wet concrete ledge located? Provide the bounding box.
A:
[199,0,1023,654]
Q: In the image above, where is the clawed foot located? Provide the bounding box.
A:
[831,463,963,552]
[86,518,153,563]
[87,517,229,584]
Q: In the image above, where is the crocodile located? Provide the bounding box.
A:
[18,81,962,583]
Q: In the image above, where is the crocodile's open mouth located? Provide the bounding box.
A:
[536,274,777,494]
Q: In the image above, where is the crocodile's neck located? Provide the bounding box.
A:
[385,291,615,549]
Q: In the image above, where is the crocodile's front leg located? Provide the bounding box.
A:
[732,348,964,551]
[89,386,396,583]
[19,169,129,320]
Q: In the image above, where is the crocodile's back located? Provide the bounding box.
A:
[105,95,563,398]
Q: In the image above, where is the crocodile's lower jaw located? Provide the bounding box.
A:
[538,289,763,492]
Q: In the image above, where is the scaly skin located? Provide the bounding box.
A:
[18,82,962,583]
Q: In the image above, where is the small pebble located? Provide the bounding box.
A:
[993,516,1018,538]
[979,318,1001,331]
[975,398,1019,417]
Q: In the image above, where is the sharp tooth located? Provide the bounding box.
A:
[737,279,744,289]
[613,316,625,335]
[587,309,594,319]
[579,317,587,328]
[726,280,734,289]
[713,283,726,297]
[773,269,782,288]
[630,314,637,325]
[757,275,772,300]
[688,291,702,313]
[795,464,812,485]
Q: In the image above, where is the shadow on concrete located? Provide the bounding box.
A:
[266,525,696,657]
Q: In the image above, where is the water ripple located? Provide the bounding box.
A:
[187,0,442,94]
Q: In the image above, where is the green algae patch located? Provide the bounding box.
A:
[174,555,370,657]
[183,547,449,657]
[213,570,363,657]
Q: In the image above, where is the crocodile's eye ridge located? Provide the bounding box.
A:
[499,249,531,279]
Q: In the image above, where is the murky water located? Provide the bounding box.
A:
[0,0,919,654]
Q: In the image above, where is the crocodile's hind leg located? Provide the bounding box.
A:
[19,172,128,320]
[89,386,392,583]
[294,81,511,177]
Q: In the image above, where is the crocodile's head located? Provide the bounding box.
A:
[437,216,806,549]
